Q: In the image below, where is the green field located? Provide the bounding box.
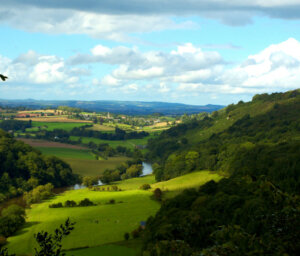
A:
[65,157,130,176]
[87,124,115,132]
[37,147,95,160]
[30,122,88,131]
[7,189,160,255]
[152,170,223,192]
[6,170,222,255]
[36,147,130,176]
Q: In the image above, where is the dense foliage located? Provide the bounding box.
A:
[0,205,25,238]
[147,90,300,182]
[0,129,79,199]
[142,89,300,255]
[0,120,32,132]
[34,126,149,142]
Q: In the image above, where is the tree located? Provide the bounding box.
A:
[34,218,75,256]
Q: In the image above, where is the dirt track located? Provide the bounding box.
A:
[17,138,87,149]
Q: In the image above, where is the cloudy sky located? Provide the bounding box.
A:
[1,1,300,105]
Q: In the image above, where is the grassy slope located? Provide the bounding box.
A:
[7,189,160,255]
[7,171,222,255]
[152,170,223,191]
[185,99,282,145]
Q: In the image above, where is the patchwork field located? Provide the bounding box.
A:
[19,139,130,177]
[16,117,92,123]
[18,138,87,149]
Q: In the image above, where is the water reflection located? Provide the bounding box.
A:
[142,162,153,176]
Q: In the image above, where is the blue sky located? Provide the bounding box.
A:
[1,1,300,105]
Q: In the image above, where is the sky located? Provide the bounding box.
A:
[1,1,300,105]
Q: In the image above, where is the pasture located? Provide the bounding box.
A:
[152,170,223,191]
[36,146,129,176]
[6,169,222,255]
[30,121,89,131]
[37,147,95,160]
[7,189,160,255]
[65,157,130,176]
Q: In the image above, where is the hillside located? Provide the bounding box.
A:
[142,89,300,255]
[147,89,300,182]
[0,99,223,115]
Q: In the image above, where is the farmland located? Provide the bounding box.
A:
[18,139,131,176]
[6,171,222,255]
[6,189,160,255]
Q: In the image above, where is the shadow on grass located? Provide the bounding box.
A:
[11,221,40,237]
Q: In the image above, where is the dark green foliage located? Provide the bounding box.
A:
[64,200,77,207]
[49,203,63,208]
[0,248,15,256]
[153,188,162,201]
[0,129,79,199]
[147,90,300,181]
[0,205,25,238]
[142,90,300,255]
[0,120,31,132]
[34,218,75,256]
[78,198,95,207]
[140,184,151,190]
[143,178,300,255]
[108,199,115,204]
[124,232,129,241]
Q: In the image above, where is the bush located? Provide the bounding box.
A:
[140,184,151,190]
[78,198,95,207]
[0,235,6,246]
[49,202,63,208]
[23,183,54,205]
[153,188,162,201]
[64,200,77,207]
[108,199,115,204]
[124,232,130,241]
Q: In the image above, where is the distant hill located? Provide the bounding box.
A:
[0,99,223,115]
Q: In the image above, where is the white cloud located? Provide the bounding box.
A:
[0,7,194,41]
[1,38,300,104]
[0,51,83,85]
[225,38,300,90]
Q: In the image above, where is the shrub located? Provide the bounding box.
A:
[140,184,151,190]
[124,232,130,241]
[108,199,115,204]
[0,235,6,246]
[153,188,162,201]
[78,198,95,207]
[49,202,63,208]
[111,185,118,191]
[64,200,77,207]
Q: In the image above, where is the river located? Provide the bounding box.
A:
[0,162,153,209]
